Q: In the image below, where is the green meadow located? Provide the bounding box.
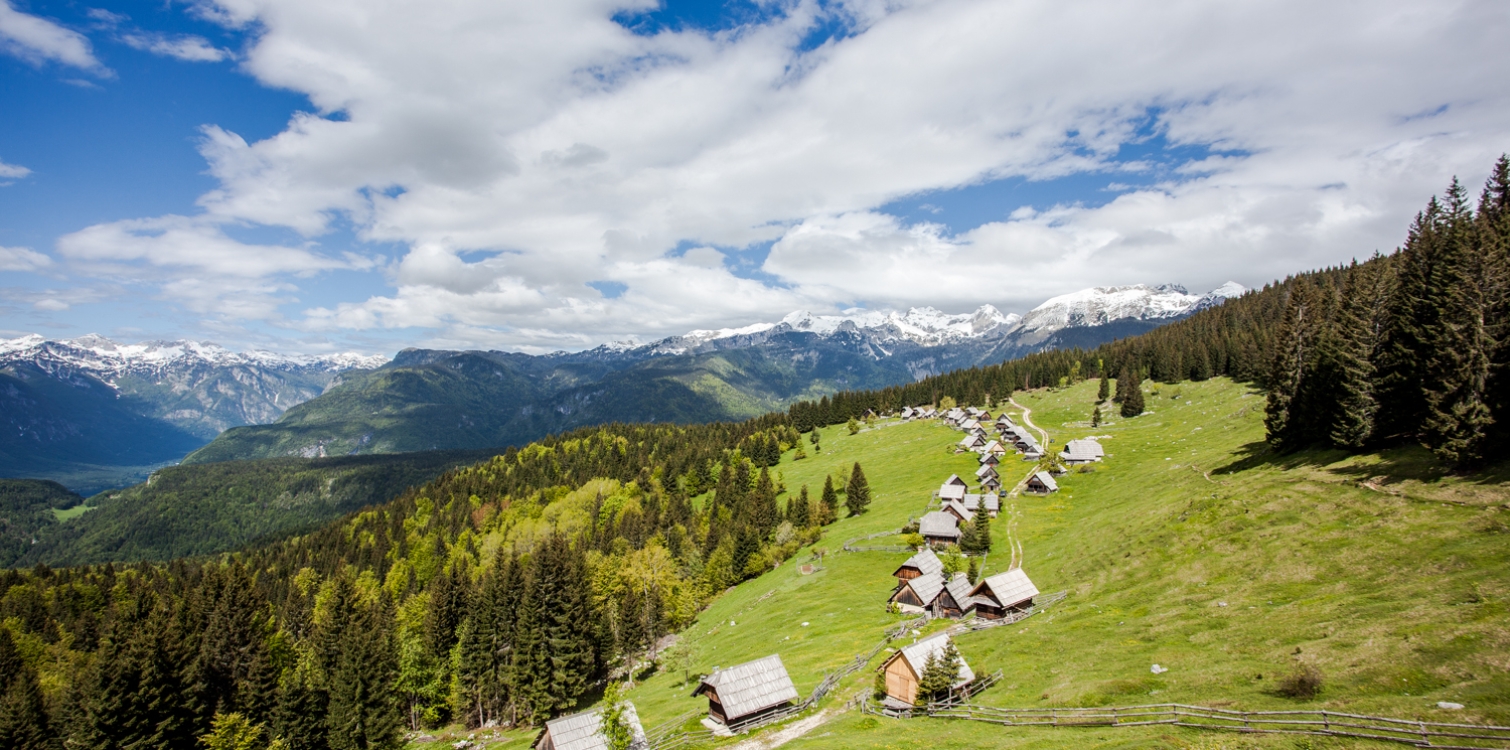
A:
[413,376,1510,748]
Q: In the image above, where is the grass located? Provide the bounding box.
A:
[411,377,1510,748]
[50,504,94,522]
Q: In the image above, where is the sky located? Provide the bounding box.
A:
[2,0,1508,356]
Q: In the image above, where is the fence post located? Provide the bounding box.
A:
[1419,720,1428,745]
[1322,710,1329,734]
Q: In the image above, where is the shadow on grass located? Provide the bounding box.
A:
[1212,441,1510,486]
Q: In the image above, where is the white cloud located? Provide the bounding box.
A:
[0,0,108,74]
[121,32,229,62]
[0,158,31,180]
[0,245,52,271]
[56,0,1510,350]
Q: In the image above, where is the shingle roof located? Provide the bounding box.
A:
[919,511,960,539]
[894,548,943,578]
[941,500,975,522]
[943,474,968,487]
[1062,439,1105,462]
[902,571,945,605]
[896,634,975,687]
[938,484,966,501]
[970,568,1040,610]
[1029,471,1058,491]
[962,494,999,513]
[540,702,648,750]
[694,655,799,720]
[944,574,975,612]
[974,464,997,479]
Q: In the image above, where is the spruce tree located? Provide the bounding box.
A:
[820,476,838,520]
[1265,280,1320,451]
[0,628,56,750]
[751,468,779,537]
[789,486,811,529]
[1090,406,1100,427]
[1328,260,1386,448]
[845,463,871,516]
[1097,364,1110,401]
[1374,198,1447,439]
[1118,368,1145,419]
[973,510,991,553]
[957,520,979,553]
[917,640,962,703]
[1479,156,1510,454]
[327,595,402,750]
[1420,178,1496,467]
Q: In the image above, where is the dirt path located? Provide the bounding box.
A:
[1008,396,1048,445]
[727,710,831,750]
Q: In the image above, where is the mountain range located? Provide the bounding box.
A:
[1,281,1241,489]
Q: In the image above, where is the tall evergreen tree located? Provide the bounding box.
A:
[1097,365,1110,401]
[1118,368,1145,419]
[0,628,56,750]
[844,464,871,516]
[326,595,402,750]
[1479,156,1510,451]
[788,486,811,529]
[1327,260,1388,448]
[820,476,838,520]
[1420,179,1496,467]
[1374,198,1448,439]
[750,468,779,537]
[1265,280,1322,451]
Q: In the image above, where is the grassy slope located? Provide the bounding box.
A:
[421,377,1510,748]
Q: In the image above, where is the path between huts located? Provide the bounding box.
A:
[1007,396,1048,445]
[727,710,831,750]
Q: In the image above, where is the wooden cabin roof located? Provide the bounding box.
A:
[938,484,966,501]
[975,464,997,479]
[1062,439,1106,462]
[893,548,944,578]
[919,511,960,539]
[943,474,968,487]
[1028,471,1058,492]
[538,703,648,750]
[961,493,999,513]
[890,634,975,687]
[970,568,1040,610]
[693,655,799,720]
[941,500,975,522]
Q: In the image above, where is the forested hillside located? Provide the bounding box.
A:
[13,449,501,568]
[0,480,84,567]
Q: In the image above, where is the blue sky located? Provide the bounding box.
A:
[2,0,1507,354]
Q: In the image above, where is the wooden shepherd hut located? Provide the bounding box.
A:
[692,655,800,729]
[940,500,975,523]
[942,474,969,488]
[961,493,1000,517]
[878,634,975,708]
[919,511,961,547]
[1024,471,1058,494]
[535,702,648,750]
[890,572,975,617]
[979,475,1002,492]
[1061,438,1106,465]
[967,568,1040,620]
[892,548,944,584]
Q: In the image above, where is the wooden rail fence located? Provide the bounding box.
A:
[921,703,1510,749]
[842,529,912,553]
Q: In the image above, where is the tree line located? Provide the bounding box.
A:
[1265,157,1510,467]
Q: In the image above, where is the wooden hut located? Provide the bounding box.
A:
[957,434,985,451]
[878,634,975,708]
[967,569,1039,620]
[1024,471,1058,494]
[942,474,968,488]
[888,571,973,617]
[961,493,999,517]
[1061,438,1105,464]
[919,511,961,547]
[892,548,944,584]
[535,702,648,750]
[692,655,799,729]
[975,464,998,482]
[979,475,1002,493]
[980,452,1000,467]
[941,500,975,523]
[938,483,966,502]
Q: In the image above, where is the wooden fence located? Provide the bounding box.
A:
[843,529,912,553]
[922,703,1510,749]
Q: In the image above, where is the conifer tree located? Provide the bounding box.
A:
[789,486,811,528]
[973,510,991,553]
[917,640,962,703]
[1478,156,1510,451]
[1090,406,1100,427]
[820,476,838,520]
[0,628,55,750]
[1097,363,1110,401]
[1266,280,1321,451]
[272,669,328,750]
[1118,368,1145,419]
[327,595,401,750]
[1328,260,1387,448]
[845,463,871,516]
[751,468,779,537]
[1420,178,1496,467]
[1374,198,1447,439]
[957,520,979,553]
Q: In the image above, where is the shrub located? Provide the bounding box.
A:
[1276,663,1324,698]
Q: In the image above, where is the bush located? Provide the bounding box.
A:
[1276,663,1324,698]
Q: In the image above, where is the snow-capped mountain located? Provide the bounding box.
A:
[0,334,389,444]
[0,334,387,376]
[610,281,1243,357]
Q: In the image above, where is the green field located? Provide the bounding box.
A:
[411,377,1510,748]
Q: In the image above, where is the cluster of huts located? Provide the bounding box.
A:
[921,474,996,547]
[887,547,1040,622]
